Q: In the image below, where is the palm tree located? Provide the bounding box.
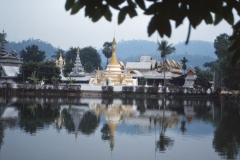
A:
[157,40,176,87]
[102,42,112,68]
[180,57,189,76]
[27,71,39,84]
[67,76,75,84]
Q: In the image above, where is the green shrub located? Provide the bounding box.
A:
[122,86,133,93]
[135,86,144,93]
[147,87,158,94]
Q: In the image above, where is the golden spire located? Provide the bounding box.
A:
[108,123,117,150]
[59,52,63,60]
[77,47,80,54]
[108,38,119,65]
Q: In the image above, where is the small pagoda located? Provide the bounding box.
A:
[55,52,65,70]
[69,47,85,77]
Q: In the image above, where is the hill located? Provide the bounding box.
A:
[99,40,217,69]
[6,39,57,59]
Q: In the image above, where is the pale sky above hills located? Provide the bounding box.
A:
[0,0,236,50]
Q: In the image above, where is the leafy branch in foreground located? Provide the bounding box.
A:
[65,0,240,65]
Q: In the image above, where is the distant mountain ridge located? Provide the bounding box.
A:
[99,39,217,69]
[5,38,216,69]
[6,39,57,59]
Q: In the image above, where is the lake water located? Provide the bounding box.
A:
[0,97,239,160]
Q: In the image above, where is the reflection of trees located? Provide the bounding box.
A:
[79,112,99,135]
[180,116,187,134]
[156,98,174,152]
[136,99,145,114]
[0,121,4,150]
[19,103,59,134]
[62,109,75,133]
[213,106,240,159]
[121,98,133,105]
[101,97,113,105]
[156,133,174,152]
[62,108,99,135]
[146,99,159,109]
[101,124,110,140]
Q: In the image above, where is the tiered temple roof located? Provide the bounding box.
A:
[69,47,85,77]
[0,30,23,82]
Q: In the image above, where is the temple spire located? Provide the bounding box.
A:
[0,30,8,56]
[108,38,119,65]
[59,52,63,60]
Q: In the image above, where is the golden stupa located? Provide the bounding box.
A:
[89,38,137,86]
[56,52,65,69]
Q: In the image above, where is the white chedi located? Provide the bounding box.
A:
[206,88,211,94]
[158,83,162,93]
[166,87,170,93]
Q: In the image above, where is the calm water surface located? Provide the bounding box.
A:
[0,97,239,160]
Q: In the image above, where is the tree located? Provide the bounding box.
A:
[80,46,102,73]
[52,48,65,60]
[65,0,240,65]
[37,61,61,83]
[180,57,189,75]
[63,47,77,76]
[102,42,112,68]
[20,45,46,62]
[205,33,240,89]
[27,71,39,84]
[18,61,61,84]
[214,34,232,59]
[63,61,74,77]
[194,67,213,88]
[157,40,175,87]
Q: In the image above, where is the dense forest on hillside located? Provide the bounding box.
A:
[6,39,57,59]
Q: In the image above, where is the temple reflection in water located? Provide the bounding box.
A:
[0,97,240,160]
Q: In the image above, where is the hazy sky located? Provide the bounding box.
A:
[0,0,235,50]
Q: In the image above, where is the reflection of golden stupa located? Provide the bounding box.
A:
[55,52,65,69]
[104,104,123,150]
[55,114,64,130]
[89,38,138,86]
[89,102,136,150]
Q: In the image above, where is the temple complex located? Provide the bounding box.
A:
[0,30,23,84]
[60,47,92,82]
[89,38,138,86]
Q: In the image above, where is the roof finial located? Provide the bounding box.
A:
[114,21,115,38]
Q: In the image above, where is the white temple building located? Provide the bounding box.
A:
[183,66,197,88]
[125,55,183,85]
[0,30,23,84]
